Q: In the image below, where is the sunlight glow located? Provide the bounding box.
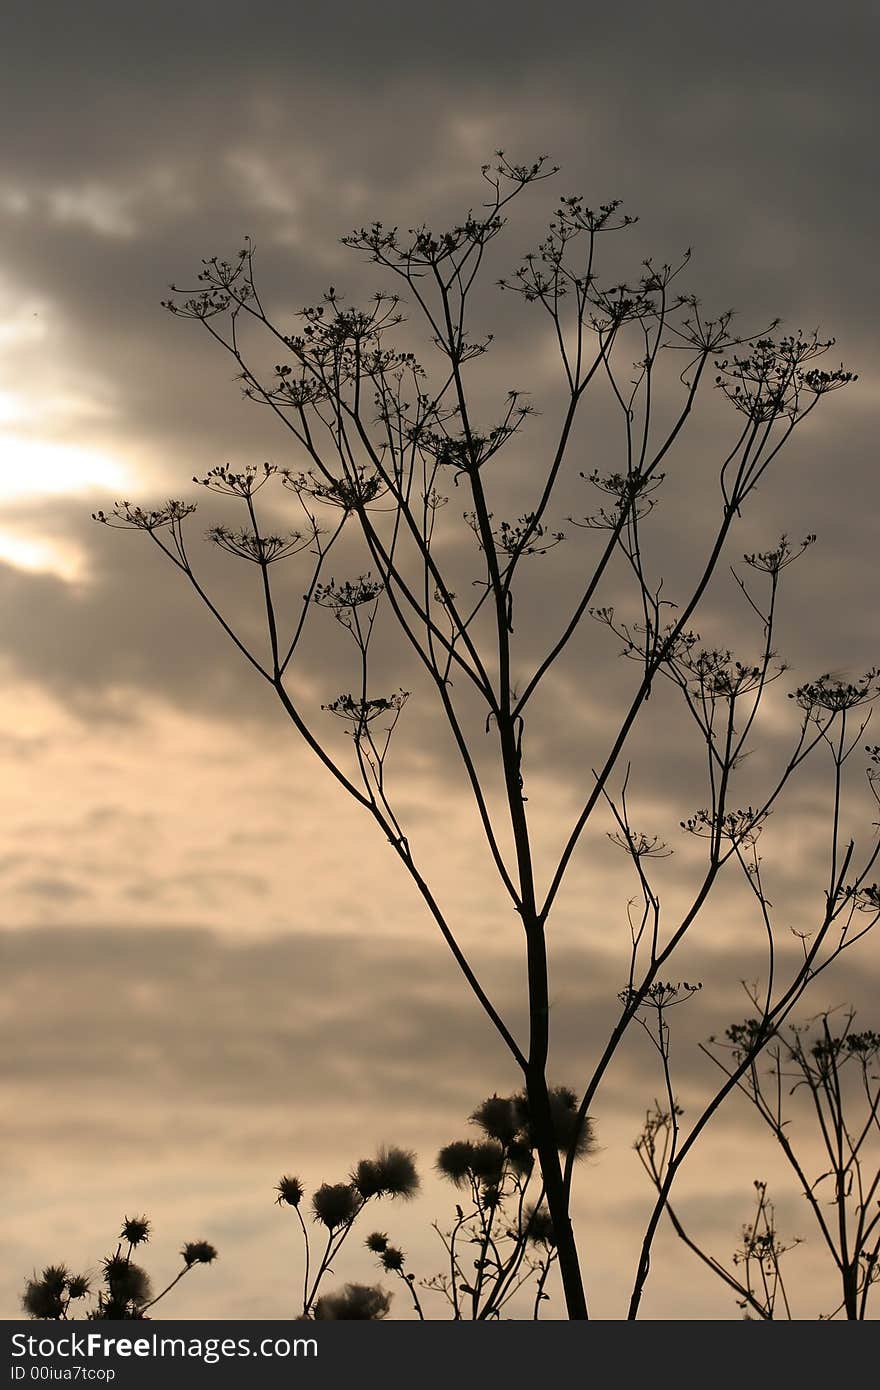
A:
[0,528,83,580]
[0,434,133,502]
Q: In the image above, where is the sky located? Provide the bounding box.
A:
[1,1,878,1320]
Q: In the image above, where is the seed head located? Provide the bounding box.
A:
[22,1275,66,1320]
[181,1241,218,1267]
[470,1094,520,1145]
[437,1140,475,1186]
[373,1146,419,1199]
[102,1257,152,1306]
[120,1216,151,1247]
[312,1183,360,1230]
[524,1205,555,1246]
[275,1175,305,1208]
[313,1282,392,1320]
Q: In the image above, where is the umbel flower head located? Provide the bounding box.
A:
[313,1283,392,1320]
[790,668,879,714]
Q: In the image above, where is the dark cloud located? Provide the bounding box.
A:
[1,2,877,472]
[5,921,876,1121]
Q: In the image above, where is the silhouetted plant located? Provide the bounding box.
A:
[276,1145,418,1318]
[94,154,879,1317]
[279,1089,592,1319]
[21,1216,216,1320]
[636,1009,880,1318]
[21,1267,90,1322]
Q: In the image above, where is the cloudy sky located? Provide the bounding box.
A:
[1,2,878,1320]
